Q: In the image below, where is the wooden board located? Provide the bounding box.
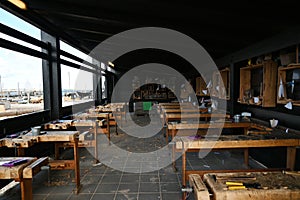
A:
[203,171,300,200]
[0,157,36,179]
[22,131,79,142]
[1,138,36,148]
[168,121,250,130]
[23,157,49,179]
[189,174,210,200]
[176,135,299,149]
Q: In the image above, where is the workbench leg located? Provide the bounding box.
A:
[182,151,186,200]
[73,138,81,194]
[17,148,25,156]
[172,143,177,172]
[166,128,169,144]
[20,179,32,200]
[243,127,247,135]
[107,116,111,143]
[94,125,99,163]
[244,148,249,167]
[54,143,60,160]
[287,146,296,171]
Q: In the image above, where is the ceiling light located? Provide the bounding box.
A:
[108,61,114,67]
[7,0,27,10]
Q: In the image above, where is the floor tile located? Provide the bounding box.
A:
[161,192,182,200]
[139,183,160,192]
[117,183,139,193]
[68,194,93,200]
[95,183,118,193]
[120,174,140,183]
[90,193,115,200]
[101,175,121,183]
[140,174,159,183]
[115,193,138,200]
[138,193,161,200]
[44,194,70,200]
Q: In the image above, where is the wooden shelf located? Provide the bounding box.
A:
[132,83,175,102]
[277,64,300,106]
[211,68,230,100]
[195,76,209,96]
[238,60,277,107]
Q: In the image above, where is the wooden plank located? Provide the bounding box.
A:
[73,136,81,194]
[188,174,210,200]
[0,157,36,179]
[203,171,300,200]
[23,157,49,179]
[263,60,277,107]
[3,138,35,148]
[176,137,299,149]
[168,121,250,130]
[239,67,251,102]
[22,131,79,142]
[20,179,32,200]
[48,160,75,170]
[287,147,296,171]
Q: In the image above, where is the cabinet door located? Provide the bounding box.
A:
[196,76,208,96]
[262,60,277,107]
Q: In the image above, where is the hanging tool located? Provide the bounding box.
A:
[226,181,261,189]
[291,69,300,95]
[278,75,285,98]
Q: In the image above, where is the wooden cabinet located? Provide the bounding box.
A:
[195,76,210,96]
[238,60,277,107]
[211,68,230,100]
[132,83,176,101]
[277,64,300,106]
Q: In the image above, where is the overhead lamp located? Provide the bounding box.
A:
[108,61,114,67]
[7,0,27,10]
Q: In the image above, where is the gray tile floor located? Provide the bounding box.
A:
[0,114,265,200]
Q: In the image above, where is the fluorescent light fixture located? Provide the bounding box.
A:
[7,0,27,10]
[108,61,114,67]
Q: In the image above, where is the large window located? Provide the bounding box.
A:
[60,41,94,107]
[0,8,44,120]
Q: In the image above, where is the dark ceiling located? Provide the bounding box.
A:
[1,0,300,73]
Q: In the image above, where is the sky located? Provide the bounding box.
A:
[0,7,93,91]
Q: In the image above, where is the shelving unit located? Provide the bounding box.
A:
[277,64,300,106]
[238,60,277,107]
[211,68,230,100]
[132,83,176,102]
[195,76,210,97]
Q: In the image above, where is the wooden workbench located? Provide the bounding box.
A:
[189,171,300,200]
[1,131,81,194]
[0,157,48,200]
[167,121,251,143]
[176,134,300,199]
[42,120,101,162]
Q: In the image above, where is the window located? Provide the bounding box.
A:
[101,75,107,99]
[60,41,94,106]
[0,8,44,120]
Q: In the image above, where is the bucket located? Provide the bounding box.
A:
[31,126,41,136]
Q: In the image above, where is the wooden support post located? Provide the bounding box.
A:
[17,148,25,156]
[20,179,32,200]
[166,128,169,144]
[73,136,81,194]
[189,174,210,200]
[286,146,296,170]
[107,115,111,142]
[244,148,249,167]
[94,122,99,163]
[182,150,187,200]
[54,143,60,160]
